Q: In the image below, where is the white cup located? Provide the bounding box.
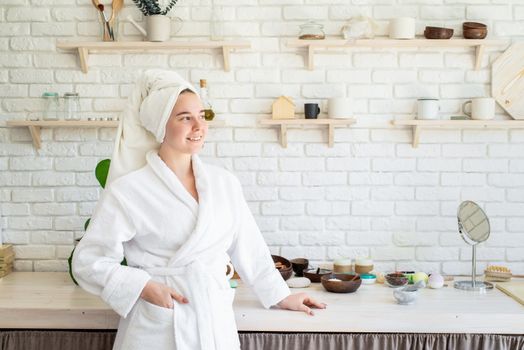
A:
[389,17,416,39]
[328,98,353,118]
[417,98,439,120]
[462,98,495,120]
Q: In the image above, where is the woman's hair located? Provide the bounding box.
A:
[180,88,195,95]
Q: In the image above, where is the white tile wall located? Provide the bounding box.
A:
[1,0,523,275]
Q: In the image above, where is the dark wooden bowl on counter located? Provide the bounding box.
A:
[424,26,454,39]
[303,268,332,283]
[385,272,409,288]
[321,273,362,293]
[290,258,309,277]
[272,255,293,281]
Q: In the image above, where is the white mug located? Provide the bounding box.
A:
[417,98,439,120]
[328,98,353,118]
[389,17,416,39]
[462,98,495,120]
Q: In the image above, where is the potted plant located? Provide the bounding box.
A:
[129,0,182,41]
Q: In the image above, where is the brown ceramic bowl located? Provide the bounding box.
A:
[424,26,454,39]
[463,27,487,39]
[463,21,487,29]
[272,255,293,281]
[303,268,332,283]
[290,258,309,277]
[385,272,409,288]
[321,273,362,293]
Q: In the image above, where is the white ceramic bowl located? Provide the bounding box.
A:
[393,288,419,305]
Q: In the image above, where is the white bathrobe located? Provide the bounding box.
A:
[73,150,291,350]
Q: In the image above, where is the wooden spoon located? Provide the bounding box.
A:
[91,0,100,10]
[109,0,124,24]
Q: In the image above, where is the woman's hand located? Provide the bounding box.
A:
[140,280,189,309]
[277,293,326,316]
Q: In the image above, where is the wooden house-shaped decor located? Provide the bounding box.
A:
[272,96,295,120]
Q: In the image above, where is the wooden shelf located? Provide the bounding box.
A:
[392,119,524,147]
[286,38,509,70]
[6,119,226,150]
[56,40,251,73]
[260,118,356,148]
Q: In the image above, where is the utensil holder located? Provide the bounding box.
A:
[99,13,117,42]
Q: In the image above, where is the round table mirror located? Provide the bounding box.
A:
[454,201,493,291]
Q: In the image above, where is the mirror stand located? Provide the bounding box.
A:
[454,244,493,291]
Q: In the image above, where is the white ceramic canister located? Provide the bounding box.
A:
[389,17,416,39]
[328,97,353,118]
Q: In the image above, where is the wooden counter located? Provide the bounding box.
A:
[1,272,523,334]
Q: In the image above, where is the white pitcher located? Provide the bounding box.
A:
[128,15,183,42]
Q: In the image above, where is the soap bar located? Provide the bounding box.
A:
[286,277,311,288]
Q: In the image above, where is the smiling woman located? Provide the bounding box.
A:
[71,69,325,350]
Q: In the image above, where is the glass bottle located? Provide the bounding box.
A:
[199,79,215,121]
[63,92,81,121]
[42,92,60,121]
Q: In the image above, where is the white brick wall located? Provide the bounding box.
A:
[1,0,523,275]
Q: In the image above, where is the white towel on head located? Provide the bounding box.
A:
[106,69,198,184]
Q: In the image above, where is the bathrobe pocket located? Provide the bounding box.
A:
[120,299,175,350]
[208,288,240,350]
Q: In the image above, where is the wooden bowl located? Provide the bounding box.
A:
[303,268,332,283]
[463,27,487,39]
[321,273,362,293]
[272,255,293,281]
[385,272,409,288]
[290,258,309,277]
[463,21,487,29]
[424,26,453,39]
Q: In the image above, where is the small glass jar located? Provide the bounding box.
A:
[42,92,60,121]
[63,92,81,121]
[299,20,325,40]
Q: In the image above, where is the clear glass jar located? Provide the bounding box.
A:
[42,92,60,121]
[299,20,325,40]
[63,92,81,121]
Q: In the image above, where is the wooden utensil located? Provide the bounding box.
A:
[109,0,124,24]
[91,0,100,10]
[97,4,114,40]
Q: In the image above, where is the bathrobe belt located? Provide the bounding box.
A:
[143,259,230,350]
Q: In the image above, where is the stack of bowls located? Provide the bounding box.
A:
[463,22,487,39]
[424,26,454,39]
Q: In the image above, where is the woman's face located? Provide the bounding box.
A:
[162,91,208,155]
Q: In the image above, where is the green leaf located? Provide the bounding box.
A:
[95,159,111,188]
[68,248,79,285]
[84,218,91,231]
